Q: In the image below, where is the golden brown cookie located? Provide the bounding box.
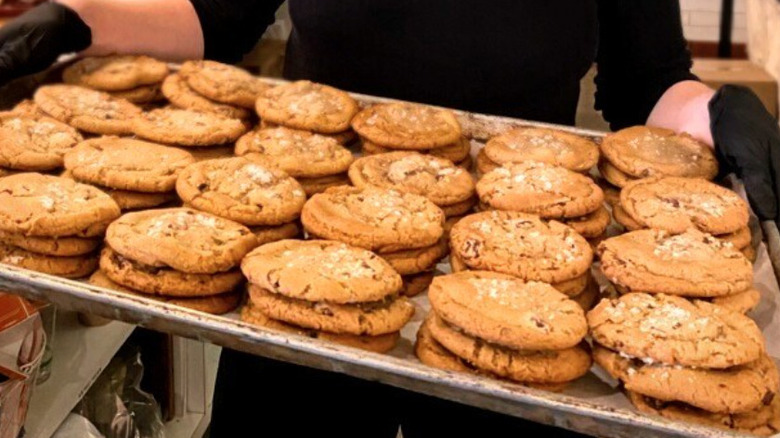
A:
[132,107,248,146]
[361,136,471,163]
[439,197,477,218]
[428,312,591,384]
[100,246,243,296]
[259,120,357,145]
[743,244,758,263]
[710,289,761,314]
[380,238,448,276]
[597,160,637,188]
[620,177,749,235]
[0,111,83,171]
[429,271,587,350]
[255,80,358,133]
[63,55,169,91]
[296,174,350,197]
[64,137,194,192]
[352,103,461,149]
[0,173,120,237]
[601,126,719,180]
[180,60,271,109]
[161,74,250,120]
[449,211,592,283]
[176,157,306,226]
[0,230,99,257]
[477,162,604,218]
[476,148,501,176]
[88,270,241,315]
[240,303,399,353]
[401,271,435,297]
[105,208,257,274]
[10,99,46,117]
[570,275,600,311]
[251,222,301,246]
[248,285,414,336]
[0,242,97,278]
[34,85,142,135]
[301,186,445,253]
[182,145,235,162]
[598,229,753,297]
[484,127,599,173]
[105,189,178,211]
[110,83,164,104]
[612,203,644,231]
[349,152,475,207]
[235,126,354,178]
[595,346,778,414]
[562,206,610,238]
[241,240,402,304]
[719,226,751,250]
[551,271,590,297]
[415,314,489,375]
[587,293,765,368]
[627,391,780,437]
[595,177,622,206]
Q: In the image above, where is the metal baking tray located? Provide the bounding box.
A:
[1,74,777,438]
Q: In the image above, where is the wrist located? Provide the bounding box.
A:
[647,80,715,147]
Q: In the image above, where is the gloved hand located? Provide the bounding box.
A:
[0,2,91,85]
[710,85,780,223]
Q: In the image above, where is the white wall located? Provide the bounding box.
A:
[680,0,747,43]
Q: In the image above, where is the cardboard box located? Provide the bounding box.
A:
[693,59,779,118]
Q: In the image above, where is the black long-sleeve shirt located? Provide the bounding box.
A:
[188,0,696,129]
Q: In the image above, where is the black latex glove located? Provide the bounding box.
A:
[0,2,91,85]
[710,85,780,223]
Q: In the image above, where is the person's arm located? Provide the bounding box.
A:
[56,0,205,61]
[0,0,283,85]
[596,1,780,223]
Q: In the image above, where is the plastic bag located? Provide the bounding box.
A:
[74,348,165,438]
[52,413,105,438]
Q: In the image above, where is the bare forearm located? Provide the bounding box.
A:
[647,80,715,147]
[55,0,203,61]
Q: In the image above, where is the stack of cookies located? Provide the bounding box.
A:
[63,137,194,211]
[97,208,257,314]
[240,240,415,353]
[417,271,591,390]
[476,162,609,252]
[0,173,120,278]
[301,186,446,297]
[176,157,306,246]
[255,80,359,148]
[0,109,83,175]
[589,293,780,436]
[614,176,755,261]
[235,125,355,196]
[162,60,270,120]
[63,55,169,104]
[597,126,719,193]
[477,127,599,176]
[449,211,598,310]
[599,228,759,314]
[348,151,476,220]
[352,102,472,170]
[33,84,142,136]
